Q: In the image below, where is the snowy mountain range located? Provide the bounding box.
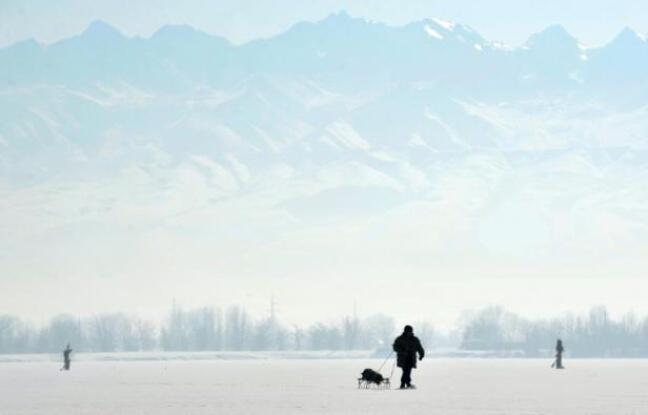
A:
[1,13,648,320]
[2,13,648,176]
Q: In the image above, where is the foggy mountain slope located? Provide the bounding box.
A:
[1,13,648,321]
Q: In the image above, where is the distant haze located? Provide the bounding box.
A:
[1,8,648,329]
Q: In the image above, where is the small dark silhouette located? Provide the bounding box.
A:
[392,325,425,389]
[551,339,564,369]
[61,344,72,371]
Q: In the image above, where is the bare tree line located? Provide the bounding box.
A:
[1,304,646,356]
[0,303,411,354]
[460,305,648,357]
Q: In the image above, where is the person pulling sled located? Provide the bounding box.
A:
[393,325,425,389]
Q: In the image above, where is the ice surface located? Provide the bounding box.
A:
[2,358,648,414]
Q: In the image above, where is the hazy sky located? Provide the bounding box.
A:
[0,0,647,47]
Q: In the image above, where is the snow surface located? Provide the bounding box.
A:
[432,18,456,31]
[325,121,371,150]
[424,25,444,40]
[2,359,648,414]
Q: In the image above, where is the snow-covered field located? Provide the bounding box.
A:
[2,358,648,414]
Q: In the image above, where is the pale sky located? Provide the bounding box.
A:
[0,0,647,48]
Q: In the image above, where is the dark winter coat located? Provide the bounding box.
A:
[392,333,425,368]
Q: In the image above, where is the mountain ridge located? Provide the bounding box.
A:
[3,14,647,51]
[2,14,647,95]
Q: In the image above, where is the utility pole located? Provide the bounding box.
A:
[353,301,358,322]
[270,296,278,322]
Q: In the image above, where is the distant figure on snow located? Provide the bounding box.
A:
[61,344,72,371]
[392,325,425,389]
[552,339,564,369]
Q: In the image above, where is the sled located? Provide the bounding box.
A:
[357,355,395,390]
[357,375,391,389]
